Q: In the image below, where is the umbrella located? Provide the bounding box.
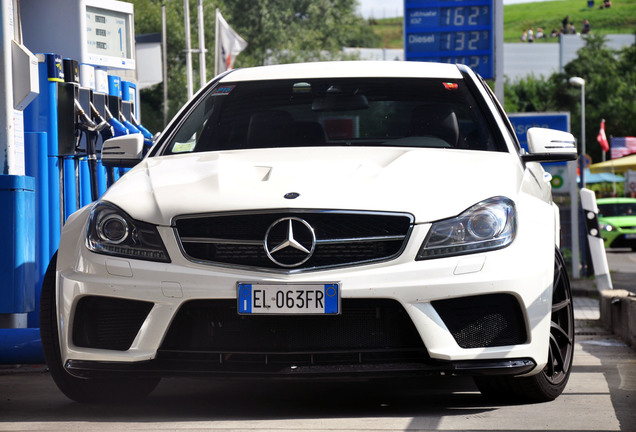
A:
[577,169,624,184]
[589,154,636,173]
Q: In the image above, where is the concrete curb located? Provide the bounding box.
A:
[570,278,598,298]
[571,274,636,348]
[599,289,636,348]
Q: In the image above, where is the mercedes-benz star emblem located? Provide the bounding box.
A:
[264,217,316,267]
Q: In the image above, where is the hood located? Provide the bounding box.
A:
[102,147,524,226]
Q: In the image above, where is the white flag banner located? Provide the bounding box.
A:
[215,9,248,75]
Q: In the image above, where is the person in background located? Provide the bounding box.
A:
[582,19,591,34]
[562,15,570,30]
[528,27,534,42]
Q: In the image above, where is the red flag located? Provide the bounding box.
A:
[597,119,609,152]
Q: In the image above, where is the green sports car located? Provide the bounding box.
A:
[598,197,636,250]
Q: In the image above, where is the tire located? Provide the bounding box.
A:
[39,253,161,403]
[474,248,574,403]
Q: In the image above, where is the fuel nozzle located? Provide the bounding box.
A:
[89,102,114,139]
[74,99,97,131]
[129,115,154,145]
[103,105,129,137]
[119,112,141,135]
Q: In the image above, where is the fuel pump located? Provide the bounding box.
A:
[59,58,80,217]
[51,55,77,227]
[73,99,110,200]
[130,115,153,145]
[88,72,115,198]
[58,58,108,216]
[9,0,140,365]
[103,105,129,187]
[122,80,153,151]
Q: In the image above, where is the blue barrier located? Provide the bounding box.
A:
[0,329,44,363]
[0,175,44,364]
[24,132,50,328]
[0,175,36,315]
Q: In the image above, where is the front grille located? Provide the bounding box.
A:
[432,294,527,349]
[158,299,428,367]
[609,233,636,248]
[174,210,413,271]
[73,296,153,351]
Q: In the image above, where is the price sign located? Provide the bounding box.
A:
[404,0,495,79]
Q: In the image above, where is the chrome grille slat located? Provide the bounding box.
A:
[316,235,407,244]
[179,235,407,246]
[173,210,413,272]
[180,237,263,246]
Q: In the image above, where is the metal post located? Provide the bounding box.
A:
[580,84,586,188]
[0,0,16,175]
[214,8,220,77]
[183,0,193,100]
[197,0,206,89]
[569,160,580,278]
[494,0,504,102]
[162,1,168,126]
[570,77,586,188]
[570,76,587,277]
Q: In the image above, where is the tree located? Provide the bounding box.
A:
[128,0,377,132]
[505,34,636,164]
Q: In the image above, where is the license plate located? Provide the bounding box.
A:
[626,233,636,239]
[237,282,340,315]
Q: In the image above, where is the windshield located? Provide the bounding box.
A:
[161,77,502,155]
[598,202,636,217]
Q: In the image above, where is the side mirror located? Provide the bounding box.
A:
[101,134,144,168]
[521,127,578,162]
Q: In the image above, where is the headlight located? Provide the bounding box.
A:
[86,201,170,262]
[416,196,515,260]
[599,222,614,232]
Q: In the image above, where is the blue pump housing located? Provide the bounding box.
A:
[0,176,36,314]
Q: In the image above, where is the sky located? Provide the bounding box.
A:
[356,0,562,19]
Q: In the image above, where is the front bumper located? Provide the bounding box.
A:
[604,231,636,249]
[55,207,555,378]
[64,357,537,379]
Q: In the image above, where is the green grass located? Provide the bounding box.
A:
[370,0,636,47]
[368,17,403,48]
[503,0,636,42]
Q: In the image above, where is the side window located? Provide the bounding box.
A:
[165,97,216,154]
[477,76,521,153]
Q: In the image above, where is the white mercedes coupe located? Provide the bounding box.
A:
[40,61,578,403]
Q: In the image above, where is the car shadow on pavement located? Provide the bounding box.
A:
[0,373,510,424]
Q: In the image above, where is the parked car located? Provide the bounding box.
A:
[40,61,577,403]
[598,197,636,250]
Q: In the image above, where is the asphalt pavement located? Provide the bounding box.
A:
[0,258,634,431]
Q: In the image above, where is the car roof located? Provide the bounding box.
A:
[219,61,464,82]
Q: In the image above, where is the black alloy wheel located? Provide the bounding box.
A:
[474,248,574,403]
[544,247,575,387]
